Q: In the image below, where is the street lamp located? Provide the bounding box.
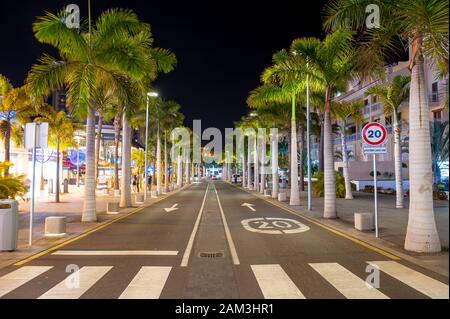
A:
[74,134,84,188]
[144,91,159,201]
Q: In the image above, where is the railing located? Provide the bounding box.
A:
[429,92,439,103]
[371,103,382,114]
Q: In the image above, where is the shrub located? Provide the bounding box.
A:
[312,171,347,198]
[0,162,29,200]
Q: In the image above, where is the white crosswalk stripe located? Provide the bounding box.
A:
[119,266,172,299]
[38,266,112,299]
[0,266,53,298]
[309,263,389,299]
[368,261,449,299]
[1,261,447,299]
[251,264,305,299]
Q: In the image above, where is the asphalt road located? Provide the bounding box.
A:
[0,180,448,299]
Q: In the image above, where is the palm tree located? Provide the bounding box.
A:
[367,75,411,208]
[34,108,76,202]
[0,76,36,171]
[332,100,364,200]
[290,29,358,218]
[27,8,152,222]
[324,0,448,252]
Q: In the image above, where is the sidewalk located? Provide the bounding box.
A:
[0,185,177,270]
[240,185,449,277]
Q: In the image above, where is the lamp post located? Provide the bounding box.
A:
[145,91,158,201]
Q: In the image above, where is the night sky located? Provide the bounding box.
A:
[0,0,327,131]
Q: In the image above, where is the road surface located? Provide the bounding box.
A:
[0,181,448,299]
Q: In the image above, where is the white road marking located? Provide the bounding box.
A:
[52,250,178,256]
[241,203,256,211]
[251,264,305,299]
[213,183,241,265]
[38,266,112,299]
[181,183,210,267]
[368,261,449,299]
[241,218,310,234]
[0,266,53,298]
[309,263,389,299]
[119,267,172,299]
[164,204,179,213]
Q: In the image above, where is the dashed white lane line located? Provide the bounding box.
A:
[0,266,53,298]
[309,263,389,299]
[38,266,112,299]
[213,182,241,265]
[368,261,449,299]
[180,183,210,267]
[119,267,172,299]
[251,264,305,299]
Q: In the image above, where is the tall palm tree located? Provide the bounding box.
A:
[324,0,448,252]
[34,108,76,202]
[0,76,36,171]
[367,75,411,208]
[290,29,358,218]
[27,9,152,222]
[332,100,364,200]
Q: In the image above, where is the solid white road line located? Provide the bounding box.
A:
[52,250,178,256]
[213,183,240,265]
[251,264,305,299]
[0,266,53,298]
[38,266,112,299]
[119,266,172,299]
[309,263,389,299]
[180,183,210,267]
[368,261,449,299]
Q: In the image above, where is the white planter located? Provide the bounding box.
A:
[0,199,19,251]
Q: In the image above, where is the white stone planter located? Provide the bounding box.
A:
[278,193,287,202]
[107,202,120,215]
[0,200,19,252]
[135,194,144,204]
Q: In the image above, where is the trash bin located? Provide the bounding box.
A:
[63,179,69,193]
[0,199,19,252]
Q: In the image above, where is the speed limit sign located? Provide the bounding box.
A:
[362,122,387,146]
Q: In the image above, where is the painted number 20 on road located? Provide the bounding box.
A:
[241,218,310,234]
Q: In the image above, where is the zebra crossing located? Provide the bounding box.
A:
[0,261,448,299]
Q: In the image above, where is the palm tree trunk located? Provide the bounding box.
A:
[253,137,259,192]
[260,133,266,194]
[185,149,190,184]
[82,106,97,222]
[340,129,353,200]
[113,113,121,191]
[177,154,183,187]
[271,128,279,199]
[120,113,132,208]
[164,132,169,193]
[287,133,292,187]
[393,119,404,208]
[156,126,162,194]
[55,138,61,203]
[4,119,11,174]
[242,151,246,188]
[290,120,300,205]
[299,123,305,192]
[323,87,336,218]
[319,114,325,173]
[247,138,252,189]
[95,115,103,184]
[404,58,441,253]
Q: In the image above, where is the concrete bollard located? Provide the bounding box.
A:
[264,189,271,197]
[101,189,109,195]
[114,190,121,197]
[135,194,145,204]
[45,217,67,237]
[278,192,287,201]
[354,212,375,231]
[151,191,158,198]
[107,202,120,215]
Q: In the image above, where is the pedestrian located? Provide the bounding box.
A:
[132,174,137,193]
[148,175,152,191]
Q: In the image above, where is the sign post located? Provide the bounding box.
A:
[361,122,388,238]
[25,123,49,246]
